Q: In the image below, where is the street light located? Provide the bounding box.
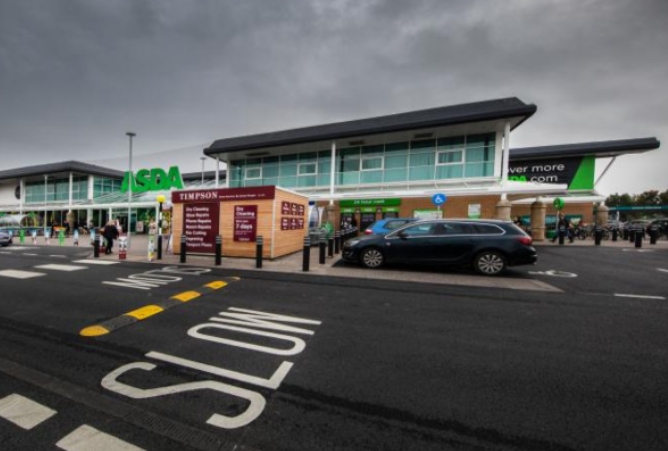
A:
[201,156,206,186]
[156,193,166,260]
[44,175,48,237]
[126,132,136,249]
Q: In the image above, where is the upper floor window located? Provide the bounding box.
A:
[245,168,262,179]
[298,163,316,175]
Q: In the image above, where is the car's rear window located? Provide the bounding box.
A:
[386,220,410,229]
[474,224,505,235]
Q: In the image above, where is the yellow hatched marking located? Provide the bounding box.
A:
[205,281,228,290]
[171,291,201,302]
[125,305,164,320]
[80,325,110,337]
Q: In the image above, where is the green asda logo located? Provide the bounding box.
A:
[121,166,184,193]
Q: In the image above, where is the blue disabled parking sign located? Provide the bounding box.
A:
[432,193,447,207]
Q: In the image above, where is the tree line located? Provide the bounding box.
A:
[605,189,668,207]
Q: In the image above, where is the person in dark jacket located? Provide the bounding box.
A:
[102,220,119,254]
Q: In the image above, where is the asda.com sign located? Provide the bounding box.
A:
[508,156,594,190]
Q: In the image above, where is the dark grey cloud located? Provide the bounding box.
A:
[0,0,666,194]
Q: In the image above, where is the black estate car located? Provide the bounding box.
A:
[341,219,537,275]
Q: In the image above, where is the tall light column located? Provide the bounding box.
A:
[126,132,136,248]
[44,175,48,236]
[201,156,206,186]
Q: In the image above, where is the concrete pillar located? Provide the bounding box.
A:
[595,203,609,227]
[530,199,547,241]
[495,197,512,221]
[324,204,339,227]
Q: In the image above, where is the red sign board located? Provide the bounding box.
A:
[172,186,275,204]
[183,203,219,254]
[234,205,258,242]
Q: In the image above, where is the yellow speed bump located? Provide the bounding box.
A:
[171,291,201,302]
[125,305,164,320]
[80,325,110,337]
[205,281,228,290]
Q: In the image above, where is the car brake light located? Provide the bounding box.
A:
[518,236,532,245]
[364,229,372,234]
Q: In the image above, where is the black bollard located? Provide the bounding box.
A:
[256,235,263,269]
[650,226,658,245]
[215,235,222,265]
[93,236,100,258]
[612,228,618,242]
[328,236,334,257]
[558,226,565,245]
[629,229,635,242]
[302,236,310,272]
[157,234,163,260]
[319,235,326,264]
[180,235,187,263]
[334,231,341,254]
[635,227,643,248]
[594,227,602,246]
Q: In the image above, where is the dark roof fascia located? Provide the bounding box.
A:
[204,97,537,155]
[0,161,124,182]
[181,170,227,181]
[510,137,660,161]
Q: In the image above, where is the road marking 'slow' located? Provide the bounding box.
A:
[614,293,665,300]
[0,269,46,279]
[0,394,57,430]
[80,279,236,337]
[56,424,144,451]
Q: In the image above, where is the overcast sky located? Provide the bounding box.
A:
[1,0,666,196]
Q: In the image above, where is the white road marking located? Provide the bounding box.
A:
[49,255,68,258]
[614,294,666,300]
[73,259,119,265]
[23,253,39,256]
[56,424,144,451]
[3,246,31,251]
[0,269,46,279]
[658,268,668,273]
[0,394,57,430]
[35,264,87,272]
[529,270,578,278]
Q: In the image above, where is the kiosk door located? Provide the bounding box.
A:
[360,213,376,232]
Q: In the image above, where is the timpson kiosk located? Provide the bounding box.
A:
[171,186,308,259]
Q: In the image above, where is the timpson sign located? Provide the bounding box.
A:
[172,186,276,204]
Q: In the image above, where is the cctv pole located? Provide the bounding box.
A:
[126,132,136,249]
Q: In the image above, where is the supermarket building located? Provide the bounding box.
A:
[0,97,660,241]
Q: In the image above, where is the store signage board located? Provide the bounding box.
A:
[234,205,258,242]
[121,166,184,193]
[508,156,594,190]
[339,198,401,207]
[173,186,276,204]
[183,202,219,254]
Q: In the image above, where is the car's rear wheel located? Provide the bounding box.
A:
[474,251,506,276]
[360,247,385,269]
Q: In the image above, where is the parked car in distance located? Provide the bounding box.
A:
[364,218,417,235]
[647,218,668,239]
[342,219,536,276]
[0,230,13,247]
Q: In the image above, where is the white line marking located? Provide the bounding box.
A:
[0,394,57,430]
[35,264,87,272]
[49,255,68,258]
[23,253,38,256]
[56,424,145,451]
[0,269,46,279]
[658,268,668,273]
[73,259,119,265]
[614,294,666,300]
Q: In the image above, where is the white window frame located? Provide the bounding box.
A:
[245,167,262,179]
[436,149,464,166]
[298,162,317,175]
[361,156,384,172]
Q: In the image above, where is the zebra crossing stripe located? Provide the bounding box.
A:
[56,424,144,451]
[80,279,235,337]
[0,394,57,430]
[0,269,46,279]
[35,264,87,272]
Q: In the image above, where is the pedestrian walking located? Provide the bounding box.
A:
[103,220,119,254]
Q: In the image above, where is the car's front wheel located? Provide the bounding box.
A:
[474,251,506,276]
[360,247,385,269]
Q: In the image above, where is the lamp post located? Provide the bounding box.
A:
[44,175,48,237]
[200,156,206,186]
[126,132,136,248]
[156,194,165,260]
